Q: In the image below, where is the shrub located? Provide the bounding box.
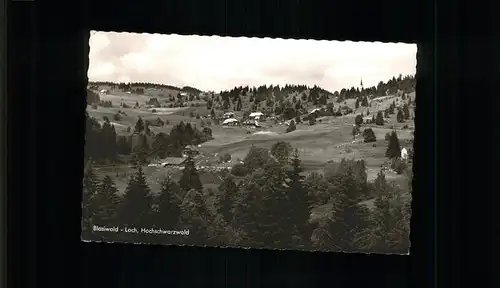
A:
[113,113,121,121]
[397,109,405,122]
[220,153,232,163]
[152,109,157,113]
[202,127,212,137]
[231,163,248,176]
[286,120,297,133]
[375,111,385,125]
[362,128,377,143]
[91,104,98,110]
[309,118,316,125]
[355,114,363,126]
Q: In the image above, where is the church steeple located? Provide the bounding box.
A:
[360,78,364,90]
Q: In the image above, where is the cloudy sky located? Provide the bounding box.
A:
[88,31,417,93]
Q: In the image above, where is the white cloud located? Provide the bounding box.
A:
[88,31,417,93]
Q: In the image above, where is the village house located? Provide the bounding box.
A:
[182,145,200,156]
[222,118,240,126]
[309,108,321,115]
[242,119,260,127]
[363,116,373,124]
[249,112,263,120]
[223,112,235,119]
[160,157,187,167]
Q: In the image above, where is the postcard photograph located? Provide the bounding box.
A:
[82,31,416,254]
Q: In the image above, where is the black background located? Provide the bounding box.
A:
[6,0,494,287]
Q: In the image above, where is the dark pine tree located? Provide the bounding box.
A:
[319,94,327,105]
[117,166,154,231]
[370,180,410,253]
[144,121,151,135]
[152,176,183,244]
[243,145,273,171]
[355,98,360,109]
[179,155,203,192]
[156,176,182,228]
[151,133,167,159]
[286,149,313,248]
[371,178,395,252]
[361,96,369,107]
[397,109,405,123]
[236,97,242,111]
[322,166,373,252]
[179,189,220,245]
[215,175,239,225]
[134,117,144,133]
[355,114,364,126]
[81,159,100,237]
[116,135,132,155]
[375,111,385,126]
[270,141,292,165]
[134,134,150,164]
[286,119,297,133]
[403,104,410,120]
[385,130,401,159]
[362,128,377,143]
[234,164,291,249]
[91,175,121,228]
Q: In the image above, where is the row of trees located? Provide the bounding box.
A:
[336,74,416,101]
[85,113,118,162]
[83,139,411,253]
[130,119,213,163]
[213,74,415,110]
[88,81,201,94]
[85,112,212,164]
[205,75,414,128]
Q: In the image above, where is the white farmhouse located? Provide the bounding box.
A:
[223,112,235,119]
[222,118,240,126]
[249,112,263,120]
[401,147,408,161]
[309,108,321,115]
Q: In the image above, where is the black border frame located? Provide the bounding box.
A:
[0,0,6,286]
